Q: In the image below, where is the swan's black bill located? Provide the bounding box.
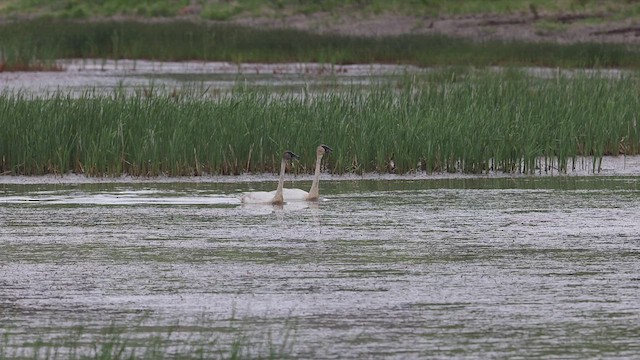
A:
[321,145,333,154]
[284,151,300,160]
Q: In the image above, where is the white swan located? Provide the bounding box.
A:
[281,144,332,201]
[241,151,299,205]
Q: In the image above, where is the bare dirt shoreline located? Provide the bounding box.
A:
[229,11,640,44]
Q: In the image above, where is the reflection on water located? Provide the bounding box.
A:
[0,189,239,206]
[1,178,640,358]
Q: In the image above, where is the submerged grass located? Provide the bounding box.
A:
[1,19,639,71]
[1,70,639,176]
[0,318,295,359]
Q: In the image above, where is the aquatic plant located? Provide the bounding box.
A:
[1,19,640,71]
[0,319,294,360]
[0,70,638,176]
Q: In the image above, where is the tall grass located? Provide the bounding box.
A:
[1,70,639,176]
[1,19,640,71]
[0,321,294,359]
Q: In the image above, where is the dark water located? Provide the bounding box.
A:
[1,177,640,358]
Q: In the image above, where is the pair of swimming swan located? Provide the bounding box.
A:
[241,145,332,205]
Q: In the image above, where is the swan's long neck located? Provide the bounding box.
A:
[306,153,323,201]
[272,158,287,204]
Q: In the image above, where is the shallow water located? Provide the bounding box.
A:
[1,60,630,98]
[1,176,640,358]
[0,60,414,97]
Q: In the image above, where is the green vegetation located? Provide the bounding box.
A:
[2,0,640,19]
[1,19,639,72]
[1,70,638,177]
[0,320,294,359]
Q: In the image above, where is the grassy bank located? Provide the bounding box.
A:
[2,0,640,19]
[1,70,638,176]
[1,19,640,71]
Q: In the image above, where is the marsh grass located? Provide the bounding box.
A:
[0,320,294,359]
[1,19,640,71]
[1,70,639,176]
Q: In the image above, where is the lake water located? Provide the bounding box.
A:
[0,60,626,98]
[1,175,639,358]
[0,60,417,98]
[2,60,640,358]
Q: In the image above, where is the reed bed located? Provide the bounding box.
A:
[1,19,640,71]
[1,70,639,176]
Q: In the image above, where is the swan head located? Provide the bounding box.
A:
[317,144,332,156]
[283,151,299,161]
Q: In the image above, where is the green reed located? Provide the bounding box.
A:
[1,70,639,176]
[1,19,640,71]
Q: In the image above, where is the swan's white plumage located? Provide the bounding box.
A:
[240,151,297,205]
[250,187,309,202]
[240,191,279,204]
[282,144,331,202]
[283,188,310,199]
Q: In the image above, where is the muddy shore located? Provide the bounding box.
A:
[231,11,640,44]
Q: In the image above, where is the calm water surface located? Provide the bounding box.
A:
[1,177,640,358]
[0,60,413,97]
